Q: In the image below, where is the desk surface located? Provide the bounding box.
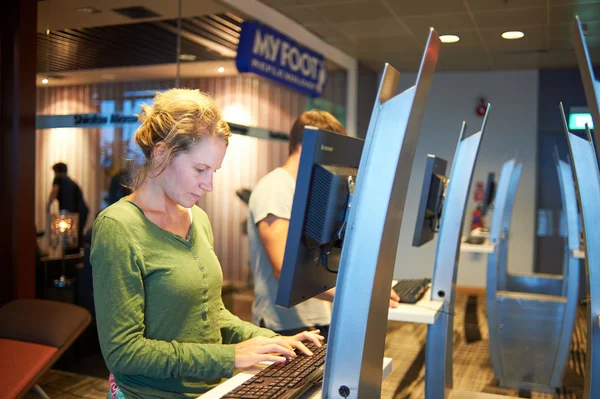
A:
[40,250,84,262]
[387,285,444,324]
[200,357,393,398]
[469,228,490,238]
[460,240,584,259]
[460,240,495,254]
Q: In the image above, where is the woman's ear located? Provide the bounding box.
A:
[151,142,169,170]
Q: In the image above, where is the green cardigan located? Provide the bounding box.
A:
[91,200,276,398]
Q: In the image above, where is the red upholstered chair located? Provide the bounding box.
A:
[0,299,92,399]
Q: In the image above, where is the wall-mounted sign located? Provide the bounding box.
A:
[568,113,594,130]
[236,20,328,97]
[35,114,290,143]
[37,113,140,129]
[569,106,595,130]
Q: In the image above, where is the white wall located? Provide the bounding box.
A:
[393,70,539,287]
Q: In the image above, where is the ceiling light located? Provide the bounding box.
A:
[101,74,116,80]
[42,78,49,84]
[217,67,225,73]
[77,7,101,14]
[440,35,460,44]
[502,31,524,40]
[178,53,197,62]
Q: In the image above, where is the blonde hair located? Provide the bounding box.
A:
[130,88,231,190]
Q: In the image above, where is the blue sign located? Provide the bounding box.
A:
[236,20,328,97]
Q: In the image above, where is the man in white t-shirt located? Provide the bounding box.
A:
[248,110,400,339]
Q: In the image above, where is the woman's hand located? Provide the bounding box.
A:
[389,288,400,308]
[234,330,325,368]
[278,329,325,356]
[234,336,296,368]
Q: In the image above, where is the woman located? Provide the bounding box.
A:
[91,88,323,399]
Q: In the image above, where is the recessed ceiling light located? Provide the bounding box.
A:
[440,35,460,44]
[77,7,101,14]
[101,74,116,80]
[502,31,524,40]
[217,67,225,73]
[178,53,197,61]
[42,78,49,84]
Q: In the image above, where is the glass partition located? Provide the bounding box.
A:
[35,2,346,283]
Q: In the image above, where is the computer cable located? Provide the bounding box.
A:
[319,245,338,274]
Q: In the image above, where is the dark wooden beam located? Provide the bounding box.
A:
[0,0,37,305]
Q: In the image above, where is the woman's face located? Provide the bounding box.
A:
[158,136,227,208]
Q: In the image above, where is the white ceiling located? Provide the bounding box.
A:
[259,0,600,71]
[36,0,600,86]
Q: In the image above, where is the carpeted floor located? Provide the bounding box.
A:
[25,294,586,398]
[22,369,108,399]
[381,295,586,398]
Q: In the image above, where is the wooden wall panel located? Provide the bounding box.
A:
[1,0,37,305]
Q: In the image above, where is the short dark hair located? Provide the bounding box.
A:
[289,109,346,155]
[52,162,68,174]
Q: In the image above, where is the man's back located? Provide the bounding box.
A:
[53,175,89,243]
[248,167,331,332]
[53,175,78,211]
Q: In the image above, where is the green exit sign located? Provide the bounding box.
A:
[568,113,594,130]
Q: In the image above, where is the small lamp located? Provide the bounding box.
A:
[49,210,79,288]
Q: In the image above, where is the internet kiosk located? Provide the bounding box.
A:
[205,28,442,399]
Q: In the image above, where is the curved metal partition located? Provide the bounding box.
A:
[321,28,440,398]
[425,114,487,398]
[485,156,580,392]
[487,160,522,292]
[572,16,600,397]
[562,106,600,399]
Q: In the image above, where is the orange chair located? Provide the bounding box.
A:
[0,299,91,399]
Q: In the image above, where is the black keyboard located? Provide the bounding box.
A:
[222,342,326,399]
[393,278,431,304]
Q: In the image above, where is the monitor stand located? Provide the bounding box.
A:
[425,112,488,398]
[320,28,440,398]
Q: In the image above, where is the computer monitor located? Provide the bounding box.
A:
[481,172,496,217]
[276,126,364,308]
[412,154,448,247]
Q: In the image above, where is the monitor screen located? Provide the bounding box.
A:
[276,127,364,308]
[412,154,448,247]
[482,172,496,217]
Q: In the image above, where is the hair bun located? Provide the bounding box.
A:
[134,103,155,159]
